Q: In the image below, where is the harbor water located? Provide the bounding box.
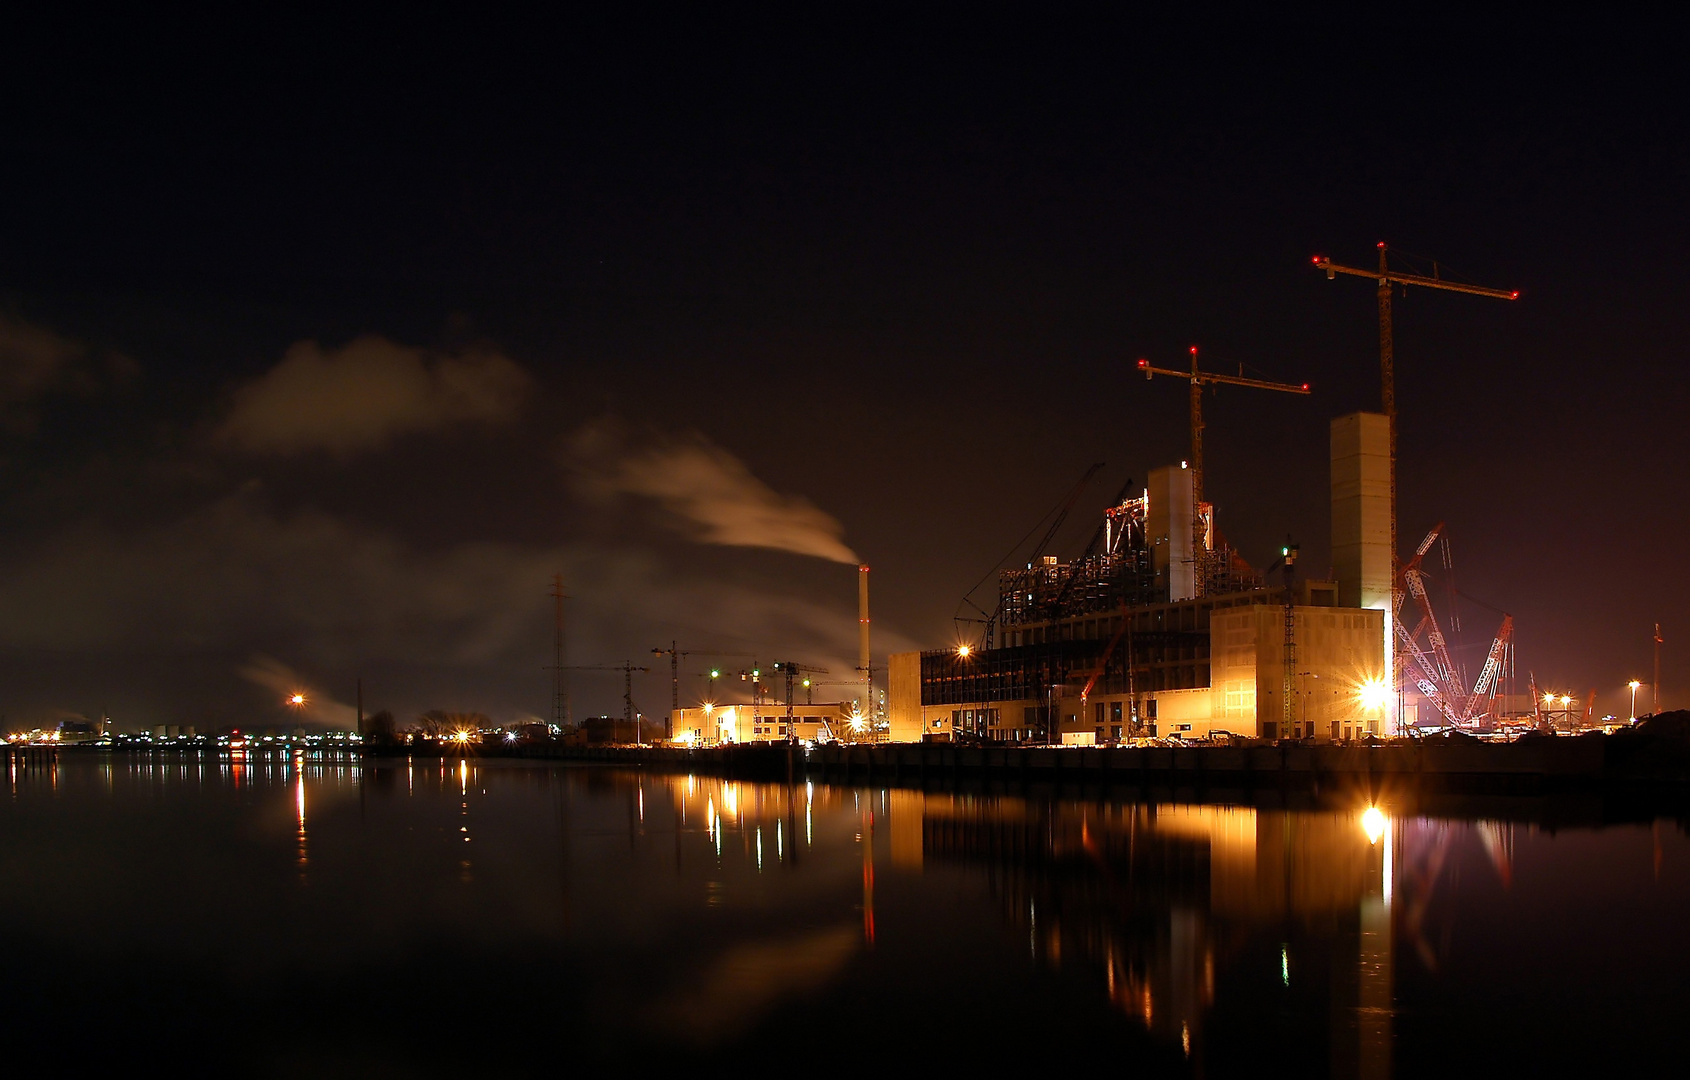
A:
[2,751,1687,1076]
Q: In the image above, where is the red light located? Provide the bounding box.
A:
[1377,241,1386,248]
[1312,255,1322,264]
[1189,346,1198,355]
[1137,358,1147,367]
[1302,383,1310,391]
[1510,291,1520,299]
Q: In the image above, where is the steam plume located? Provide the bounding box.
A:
[568,420,859,564]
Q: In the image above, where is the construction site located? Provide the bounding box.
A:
[550,245,1647,750]
[884,245,1551,747]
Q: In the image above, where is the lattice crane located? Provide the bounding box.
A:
[1138,348,1311,596]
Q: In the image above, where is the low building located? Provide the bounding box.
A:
[670,701,862,745]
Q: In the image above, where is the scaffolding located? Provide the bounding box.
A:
[997,493,1261,627]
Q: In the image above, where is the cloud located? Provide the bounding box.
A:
[0,314,138,431]
[567,420,859,564]
[0,314,85,404]
[214,335,530,454]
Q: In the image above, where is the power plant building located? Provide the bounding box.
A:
[889,416,1392,742]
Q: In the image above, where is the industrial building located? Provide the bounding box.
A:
[888,413,1393,743]
[671,699,864,745]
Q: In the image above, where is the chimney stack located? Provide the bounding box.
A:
[858,564,871,691]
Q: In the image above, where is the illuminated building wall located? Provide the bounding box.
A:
[1210,605,1387,740]
[671,701,858,745]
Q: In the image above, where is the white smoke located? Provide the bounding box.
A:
[567,419,859,564]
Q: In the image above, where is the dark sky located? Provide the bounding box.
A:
[1,11,1685,728]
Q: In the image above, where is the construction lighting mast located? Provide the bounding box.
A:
[1139,349,1311,595]
[1314,245,1518,718]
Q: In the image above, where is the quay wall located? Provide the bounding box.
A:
[509,734,1642,793]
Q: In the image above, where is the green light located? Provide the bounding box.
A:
[710,669,720,678]
[803,679,811,687]
[752,669,760,677]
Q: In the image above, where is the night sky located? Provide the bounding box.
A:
[2,11,1684,729]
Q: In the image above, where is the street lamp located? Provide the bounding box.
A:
[1559,694,1572,730]
[1629,680,1641,722]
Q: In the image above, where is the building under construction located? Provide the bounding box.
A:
[889,414,1395,744]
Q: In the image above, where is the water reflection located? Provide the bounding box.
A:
[0,754,1685,1075]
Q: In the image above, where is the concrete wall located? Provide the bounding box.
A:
[1331,412,1392,612]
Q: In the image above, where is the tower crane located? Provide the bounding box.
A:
[650,644,754,739]
[1314,244,1519,720]
[560,662,650,744]
[771,661,829,739]
[1138,348,1311,596]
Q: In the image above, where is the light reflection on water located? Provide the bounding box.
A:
[1,752,1688,1076]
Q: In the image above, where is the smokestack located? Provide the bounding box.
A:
[858,564,871,684]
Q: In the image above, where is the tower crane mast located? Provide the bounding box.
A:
[1139,348,1311,596]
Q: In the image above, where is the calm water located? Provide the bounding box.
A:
[3,752,1688,1077]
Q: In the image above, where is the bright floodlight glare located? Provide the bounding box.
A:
[1545,693,1556,705]
[1361,806,1388,845]
[288,694,305,706]
[956,644,972,658]
[1357,677,1390,712]
[1630,680,1642,690]
[1560,695,1571,707]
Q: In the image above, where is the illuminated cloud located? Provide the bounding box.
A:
[215,335,530,454]
[568,420,860,564]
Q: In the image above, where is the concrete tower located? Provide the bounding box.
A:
[1331,413,1391,611]
[1147,464,1195,602]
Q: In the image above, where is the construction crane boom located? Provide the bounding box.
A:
[960,461,1105,650]
[1314,244,1519,729]
[1139,348,1311,596]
